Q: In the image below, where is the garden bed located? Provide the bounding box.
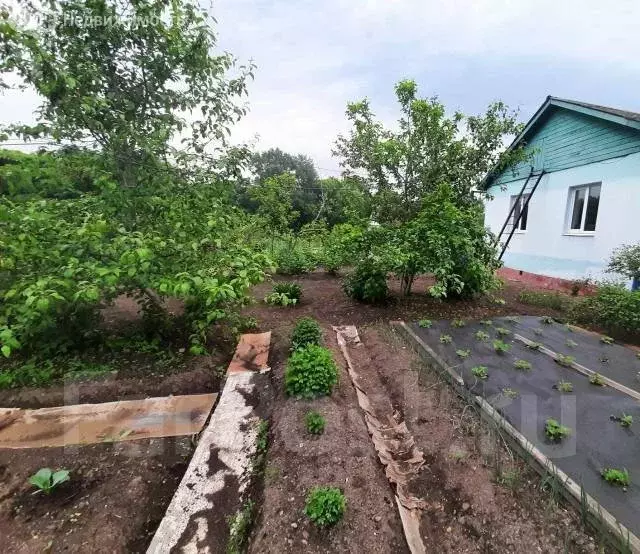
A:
[407,316,640,544]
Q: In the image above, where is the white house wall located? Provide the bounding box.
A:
[484,151,640,282]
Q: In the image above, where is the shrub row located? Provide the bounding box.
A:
[569,285,640,335]
[517,290,572,311]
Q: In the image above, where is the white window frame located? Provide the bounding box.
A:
[509,193,529,233]
[565,182,601,236]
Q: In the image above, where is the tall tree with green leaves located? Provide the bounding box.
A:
[0,0,253,186]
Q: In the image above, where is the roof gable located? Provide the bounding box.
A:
[486,97,640,187]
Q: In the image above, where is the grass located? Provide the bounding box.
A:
[518,290,571,311]
[601,468,630,487]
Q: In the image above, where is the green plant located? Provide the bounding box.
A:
[620,414,633,428]
[565,339,578,348]
[28,468,70,494]
[471,366,488,380]
[451,319,466,328]
[474,330,490,341]
[544,418,572,441]
[274,282,302,301]
[497,468,521,489]
[589,372,605,386]
[606,243,640,282]
[600,336,615,345]
[518,290,570,311]
[342,257,388,304]
[601,468,630,487]
[493,339,511,354]
[285,345,338,398]
[456,349,471,359]
[264,292,297,307]
[274,246,314,275]
[540,316,555,324]
[554,380,574,393]
[418,319,432,328]
[513,359,532,371]
[439,334,452,344]
[569,285,640,335]
[291,317,322,350]
[526,342,543,351]
[555,354,575,367]
[227,500,254,554]
[304,486,346,527]
[305,410,326,435]
[495,327,511,337]
[502,387,519,399]
[480,320,493,326]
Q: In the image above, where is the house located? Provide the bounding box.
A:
[483,96,640,287]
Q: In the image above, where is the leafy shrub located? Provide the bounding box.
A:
[513,359,532,371]
[291,317,322,350]
[471,365,488,380]
[544,418,571,441]
[569,285,640,335]
[342,257,388,303]
[274,246,314,275]
[304,486,346,527]
[305,410,326,435]
[285,345,338,398]
[601,468,630,487]
[321,224,363,274]
[493,340,511,354]
[518,290,570,311]
[606,243,640,281]
[29,468,70,494]
[265,282,302,307]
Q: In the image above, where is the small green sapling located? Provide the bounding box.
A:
[554,380,574,393]
[29,468,70,494]
[493,340,511,354]
[418,319,432,328]
[544,418,571,441]
[456,349,471,359]
[589,372,605,386]
[514,359,532,371]
[474,330,490,341]
[601,468,630,487]
[471,366,488,380]
[440,334,452,344]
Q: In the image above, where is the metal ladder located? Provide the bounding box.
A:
[495,169,545,260]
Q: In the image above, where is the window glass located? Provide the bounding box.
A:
[570,188,585,230]
[584,184,600,231]
[520,194,529,230]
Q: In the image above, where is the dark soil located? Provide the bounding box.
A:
[0,438,193,553]
[244,271,604,553]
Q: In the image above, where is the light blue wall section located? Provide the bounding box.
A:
[492,107,640,186]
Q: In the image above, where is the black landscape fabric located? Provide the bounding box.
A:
[410,316,640,538]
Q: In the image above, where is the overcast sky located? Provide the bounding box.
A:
[3,0,640,176]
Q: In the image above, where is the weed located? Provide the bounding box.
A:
[502,387,519,399]
[526,342,543,350]
[439,334,452,344]
[480,319,493,326]
[600,336,615,345]
[291,317,322,350]
[456,349,471,359]
[227,500,254,554]
[285,345,338,398]
[418,319,432,328]
[545,418,572,441]
[495,327,511,337]
[565,339,578,348]
[471,365,488,380]
[601,468,630,487]
[514,359,532,371]
[518,290,569,311]
[451,319,466,328]
[493,339,511,354]
[554,380,574,393]
[305,410,326,435]
[540,316,555,324]
[474,330,490,341]
[304,486,346,527]
[589,372,605,386]
[555,354,575,367]
[29,468,70,494]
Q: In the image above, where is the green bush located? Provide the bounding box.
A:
[274,282,302,301]
[518,290,570,311]
[291,317,322,350]
[304,486,346,527]
[342,258,388,303]
[304,410,326,435]
[274,247,313,275]
[285,345,338,398]
[569,285,640,335]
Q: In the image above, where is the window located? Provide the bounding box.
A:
[568,183,600,233]
[509,194,530,231]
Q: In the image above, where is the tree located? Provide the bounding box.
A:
[333,79,527,223]
[607,244,640,282]
[249,172,299,236]
[0,0,253,186]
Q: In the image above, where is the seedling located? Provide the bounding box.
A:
[600,336,615,345]
[555,354,575,367]
[514,359,532,371]
[456,349,471,359]
[526,342,543,351]
[418,319,432,328]
[304,486,346,527]
[471,366,488,380]
[533,328,544,336]
[545,418,571,441]
[554,380,574,393]
[474,330,490,341]
[29,468,70,494]
[480,319,493,326]
[502,387,519,399]
[451,319,466,328]
[495,327,511,337]
[305,410,326,435]
[493,340,511,354]
[565,339,578,348]
[611,414,633,428]
[601,468,630,487]
[505,316,519,324]
[589,372,605,386]
[439,334,452,344]
[540,316,554,324]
